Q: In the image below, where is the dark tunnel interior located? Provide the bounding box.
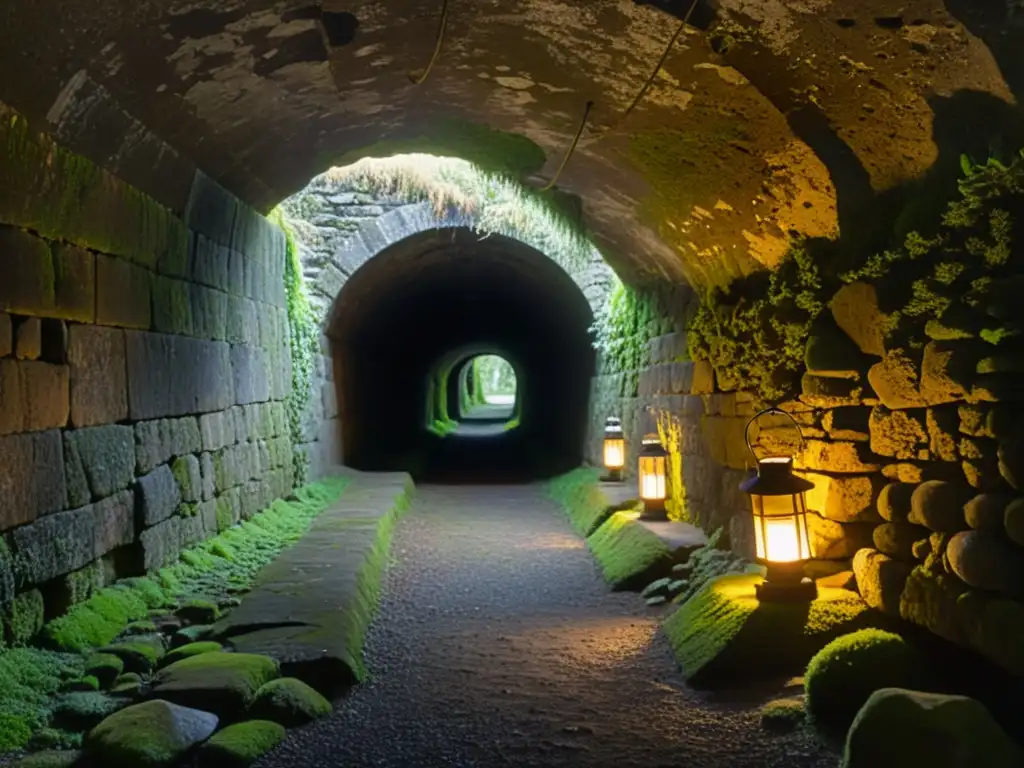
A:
[328,227,596,483]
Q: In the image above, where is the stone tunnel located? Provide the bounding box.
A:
[3,1,1024,766]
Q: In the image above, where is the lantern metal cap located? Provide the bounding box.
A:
[604,416,623,438]
[740,456,814,496]
[639,433,668,457]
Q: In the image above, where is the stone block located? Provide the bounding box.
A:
[197,499,218,538]
[126,332,234,420]
[0,430,66,529]
[200,453,216,502]
[52,244,96,322]
[322,381,338,420]
[964,492,1012,532]
[947,530,1024,600]
[190,284,228,341]
[15,317,41,360]
[134,416,202,474]
[172,455,202,504]
[93,490,136,557]
[152,275,194,336]
[64,425,136,501]
[822,407,869,441]
[803,472,883,523]
[873,522,929,561]
[925,407,959,462]
[920,341,973,406]
[700,416,748,470]
[67,324,128,427]
[215,487,242,531]
[137,517,181,572]
[0,360,17,436]
[830,282,888,358]
[138,464,182,527]
[909,480,969,532]
[20,361,69,432]
[0,227,55,317]
[796,440,880,473]
[199,412,233,453]
[869,406,927,460]
[853,548,911,617]
[96,255,151,329]
[191,234,231,292]
[807,513,875,559]
[800,373,865,408]
[12,504,95,585]
[226,295,257,345]
[958,405,991,438]
[804,319,869,378]
[900,565,967,644]
[960,437,1004,491]
[231,345,270,405]
[0,313,10,357]
[877,482,915,523]
[228,250,246,297]
[868,349,925,409]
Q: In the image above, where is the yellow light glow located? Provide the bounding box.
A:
[638,456,666,500]
[603,439,625,469]
[752,493,810,563]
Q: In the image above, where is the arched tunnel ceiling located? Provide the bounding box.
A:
[2,1,1020,288]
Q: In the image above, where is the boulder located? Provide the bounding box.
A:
[85,700,218,768]
[869,406,927,460]
[867,349,925,410]
[1004,498,1024,546]
[175,599,220,625]
[877,482,915,523]
[197,720,286,768]
[852,549,911,617]
[99,640,163,674]
[964,493,1012,532]
[946,530,1024,599]
[908,480,968,532]
[842,688,1024,768]
[84,653,124,688]
[829,282,888,357]
[150,652,279,720]
[248,678,332,727]
[161,642,222,668]
[872,523,928,562]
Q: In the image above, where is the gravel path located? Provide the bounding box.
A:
[257,485,840,768]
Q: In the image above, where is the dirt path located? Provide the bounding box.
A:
[257,485,839,768]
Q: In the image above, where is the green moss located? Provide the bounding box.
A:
[9,750,83,768]
[64,676,100,692]
[154,652,280,718]
[248,678,332,726]
[7,589,45,646]
[669,529,748,606]
[548,468,623,537]
[42,588,149,652]
[0,649,84,751]
[161,641,222,668]
[340,119,546,179]
[98,642,161,674]
[83,654,123,688]
[804,628,929,732]
[593,281,659,378]
[175,599,220,625]
[198,720,286,767]
[586,511,673,589]
[760,698,806,732]
[663,573,884,686]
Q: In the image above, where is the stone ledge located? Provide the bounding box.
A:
[211,469,414,696]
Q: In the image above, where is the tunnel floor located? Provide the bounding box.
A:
[255,485,839,768]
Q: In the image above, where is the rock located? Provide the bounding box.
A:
[842,688,1024,768]
[830,282,888,357]
[869,406,927,460]
[248,678,331,726]
[84,653,124,689]
[997,440,1024,490]
[868,349,925,409]
[899,566,967,643]
[161,642,223,668]
[171,625,215,649]
[667,578,688,594]
[807,514,874,560]
[804,473,882,523]
[175,599,220,625]
[956,591,1024,678]
[63,425,136,501]
[197,720,286,768]
[919,341,973,405]
[804,320,868,378]
[964,493,1012,531]
[640,577,672,599]
[908,480,968,532]
[872,523,928,561]
[85,699,218,768]
[137,465,182,527]
[151,652,279,720]
[852,549,911,617]
[98,642,162,674]
[645,595,668,606]
[946,530,1024,599]
[925,407,959,462]
[876,482,915,523]
[958,405,991,438]
[1004,498,1024,546]
[52,691,129,731]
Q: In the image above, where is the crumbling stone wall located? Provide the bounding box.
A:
[0,104,297,635]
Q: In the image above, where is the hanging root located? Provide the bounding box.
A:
[539,100,595,192]
[409,0,452,85]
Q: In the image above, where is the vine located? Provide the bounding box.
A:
[592,280,660,375]
[270,209,320,485]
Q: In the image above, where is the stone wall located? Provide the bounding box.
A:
[0,104,296,634]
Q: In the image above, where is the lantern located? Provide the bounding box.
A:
[638,433,668,519]
[602,417,625,481]
[739,407,817,602]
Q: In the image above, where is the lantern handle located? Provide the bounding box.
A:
[744,406,805,464]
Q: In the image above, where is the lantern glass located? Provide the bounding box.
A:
[751,491,811,563]
[603,438,625,469]
[638,455,666,500]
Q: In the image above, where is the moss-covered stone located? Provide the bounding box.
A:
[98,641,162,674]
[123,620,158,636]
[842,689,1024,768]
[547,468,624,537]
[760,697,805,732]
[84,699,219,768]
[663,573,882,685]
[248,678,332,727]
[152,652,279,719]
[42,586,150,652]
[586,511,674,590]
[64,675,100,692]
[175,599,220,625]
[198,719,286,767]
[161,641,222,668]
[84,653,124,689]
[6,589,45,646]
[805,629,928,732]
[171,624,215,649]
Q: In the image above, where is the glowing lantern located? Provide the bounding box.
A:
[602,417,625,481]
[638,433,668,519]
[740,407,817,602]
